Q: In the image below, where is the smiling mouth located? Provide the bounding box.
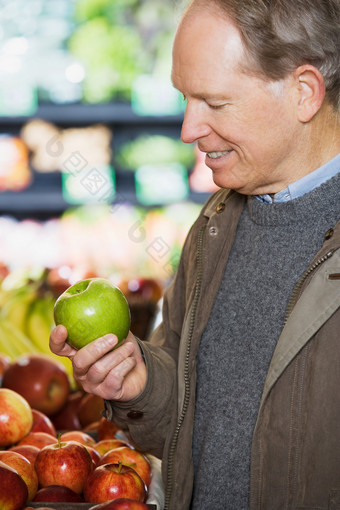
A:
[207,150,232,159]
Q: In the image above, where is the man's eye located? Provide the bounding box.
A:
[208,103,227,110]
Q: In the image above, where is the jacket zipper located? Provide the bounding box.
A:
[284,249,335,325]
[250,249,335,509]
[164,224,206,510]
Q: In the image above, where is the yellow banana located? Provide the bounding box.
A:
[25,297,75,385]
[0,319,25,359]
[25,298,52,353]
[0,281,40,331]
[0,317,39,356]
[3,291,37,333]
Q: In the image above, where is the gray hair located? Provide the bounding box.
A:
[190,0,340,110]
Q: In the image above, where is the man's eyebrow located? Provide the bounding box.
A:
[171,75,232,101]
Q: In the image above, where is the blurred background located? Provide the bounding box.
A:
[0,0,220,344]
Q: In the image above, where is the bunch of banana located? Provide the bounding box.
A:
[0,315,39,360]
[0,283,39,332]
[0,278,74,384]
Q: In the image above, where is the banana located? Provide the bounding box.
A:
[0,317,32,359]
[25,298,53,354]
[1,287,38,332]
[0,323,21,359]
[0,317,39,356]
[25,296,75,384]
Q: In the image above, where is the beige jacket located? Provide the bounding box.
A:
[106,189,340,510]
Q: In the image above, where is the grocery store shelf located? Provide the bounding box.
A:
[0,170,210,220]
[0,102,185,128]
[0,103,213,220]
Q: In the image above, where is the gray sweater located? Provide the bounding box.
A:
[191,172,340,509]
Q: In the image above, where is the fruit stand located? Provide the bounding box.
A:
[0,366,165,508]
[0,1,219,507]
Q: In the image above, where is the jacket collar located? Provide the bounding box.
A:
[202,188,235,219]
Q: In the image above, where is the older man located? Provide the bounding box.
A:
[50,1,340,508]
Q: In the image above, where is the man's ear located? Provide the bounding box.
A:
[294,64,326,122]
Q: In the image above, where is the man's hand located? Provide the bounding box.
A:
[49,325,147,402]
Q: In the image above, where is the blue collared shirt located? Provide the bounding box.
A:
[256,153,340,203]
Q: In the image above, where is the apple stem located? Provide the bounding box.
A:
[58,433,62,448]
[118,460,123,473]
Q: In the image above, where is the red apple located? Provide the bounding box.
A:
[84,462,147,504]
[78,393,105,427]
[0,460,28,510]
[31,409,57,436]
[33,485,84,503]
[86,445,102,467]
[17,431,58,449]
[89,499,149,509]
[47,266,73,297]
[0,388,33,447]
[94,439,132,457]
[97,416,120,440]
[0,450,38,501]
[35,439,93,494]
[99,446,151,488]
[84,420,101,434]
[9,444,40,465]
[50,390,83,431]
[60,430,96,446]
[119,278,163,304]
[2,353,70,416]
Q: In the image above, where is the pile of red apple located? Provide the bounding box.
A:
[0,354,153,510]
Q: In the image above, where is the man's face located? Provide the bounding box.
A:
[171,5,304,195]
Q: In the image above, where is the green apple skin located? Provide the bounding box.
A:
[54,278,131,350]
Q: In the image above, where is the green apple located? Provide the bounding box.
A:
[54,278,131,350]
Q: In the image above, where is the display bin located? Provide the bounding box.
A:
[27,504,157,509]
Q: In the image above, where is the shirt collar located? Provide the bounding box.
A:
[256,152,340,204]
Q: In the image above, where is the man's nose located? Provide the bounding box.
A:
[180,103,210,144]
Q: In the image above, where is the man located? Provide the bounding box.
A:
[50,0,340,508]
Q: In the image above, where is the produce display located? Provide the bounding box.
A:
[54,278,131,350]
[0,262,163,386]
[0,201,193,510]
[0,262,163,508]
[0,379,162,509]
[0,202,201,281]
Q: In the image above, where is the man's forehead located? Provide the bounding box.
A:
[172,5,246,78]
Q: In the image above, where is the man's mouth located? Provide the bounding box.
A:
[207,150,232,159]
